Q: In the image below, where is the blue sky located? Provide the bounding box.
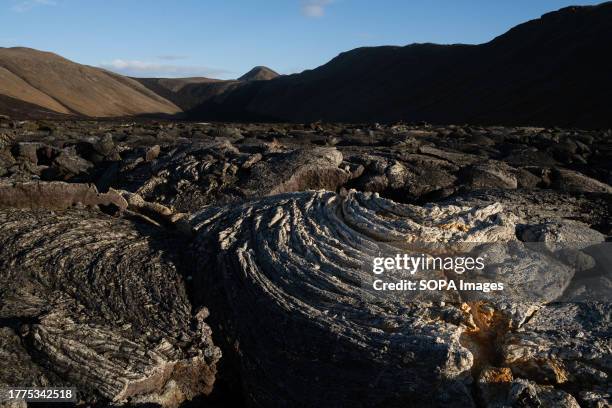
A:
[0,0,603,79]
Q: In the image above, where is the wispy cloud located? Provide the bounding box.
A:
[99,59,232,79]
[301,0,333,18]
[11,0,56,13]
[156,55,189,61]
[0,38,19,45]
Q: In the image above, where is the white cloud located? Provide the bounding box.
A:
[12,0,56,13]
[156,55,189,61]
[0,38,19,45]
[301,0,333,18]
[99,59,232,79]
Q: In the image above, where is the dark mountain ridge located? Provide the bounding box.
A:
[188,2,612,128]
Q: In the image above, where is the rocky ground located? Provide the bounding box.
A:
[0,116,610,407]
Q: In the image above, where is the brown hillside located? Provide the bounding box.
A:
[0,47,180,117]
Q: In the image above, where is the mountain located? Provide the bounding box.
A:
[134,66,279,111]
[133,77,241,111]
[239,66,279,81]
[0,47,180,117]
[188,2,612,128]
[1,3,610,126]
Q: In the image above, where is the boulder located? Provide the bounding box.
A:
[478,368,581,408]
[189,190,519,407]
[464,161,518,190]
[11,142,39,164]
[551,168,612,193]
[0,181,127,211]
[258,148,350,195]
[501,303,610,399]
[520,219,605,251]
[53,148,93,178]
[0,208,221,407]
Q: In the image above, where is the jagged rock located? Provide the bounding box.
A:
[119,190,186,227]
[11,142,39,164]
[347,155,390,192]
[385,161,408,189]
[0,398,27,408]
[398,153,460,174]
[402,166,457,199]
[477,366,515,406]
[552,168,612,193]
[93,133,117,157]
[345,153,457,201]
[209,126,243,142]
[0,181,127,211]
[145,144,161,162]
[501,303,611,398]
[0,147,15,178]
[387,160,457,200]
[478,368,581,407]
[0,208,220,406]
[516,168,542,189]
[119,140,245,210]
[457,241,576,327]
[580,390,611,408]
[52,148,93,179]
[464,161,518,190]
[0,133,13,150]
[123,144,350,212]
[507,378,580,408]
[418,145,481,166]
[520,219,605,251]
[239,136,284,153]
[444,189,611,234]
[189,190,519,407]
[503,148,560,168]
[557,249,597,272]
[356,173,389,192]
[245,147,349,195]
[0,327,64,391]
[563,276,612,302]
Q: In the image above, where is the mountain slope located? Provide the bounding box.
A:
[188,2,612,128]
[0,47,180,117]
[0,94,71,119]
[134,77,241,111]
[134,66,278,111]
